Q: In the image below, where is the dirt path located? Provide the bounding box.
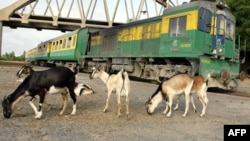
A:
[0,65,250,141]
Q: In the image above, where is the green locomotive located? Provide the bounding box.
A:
[26,0,246,90]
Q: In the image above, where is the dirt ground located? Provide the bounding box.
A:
[0,62,250,141]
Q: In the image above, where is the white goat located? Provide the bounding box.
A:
[145,74,194,117]
[89,67,130,118]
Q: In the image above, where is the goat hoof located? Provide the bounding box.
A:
[34,115,42,119]
[34,116,40,119]
[193,109,197,113]
[34,112,42,119]
[70,111,76,116]
[182,115,187,118]
[35,117,43,120]
[166,114,171,118]
[103,109,107,113]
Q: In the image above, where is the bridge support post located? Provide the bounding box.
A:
[0,21,2,58]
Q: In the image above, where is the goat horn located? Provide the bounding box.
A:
[97,65,102,70]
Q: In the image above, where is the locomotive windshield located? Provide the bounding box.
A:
[198,7,212,33]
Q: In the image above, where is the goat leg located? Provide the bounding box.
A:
[103,90,112,113]
[29,97,40,118]
[126,96,129,119]
[59,93,68,115]
[182,93,191,117]
[116,90,122,118]
[68,88,77,116]
[166,98,173,117]
[190,95,197,113]
[162,101,169,114]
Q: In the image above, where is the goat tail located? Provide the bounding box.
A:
[120,69,128,97]
[71,64,79,75]
[204,73,210,82]
[203,73,210,104]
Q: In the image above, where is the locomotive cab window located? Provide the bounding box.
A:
[216,14,225,35]
[169,16,187,37]
[225,19,235,40]
[198,8,212,33]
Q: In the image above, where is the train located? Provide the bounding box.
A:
[25,0,246,90]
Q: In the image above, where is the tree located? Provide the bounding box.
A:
[0,51,25,61]
[226,0,250,50]
[16,51,26,61]
[1,51,16,61]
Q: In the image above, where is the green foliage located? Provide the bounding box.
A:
[0,51,25,61]
[226,0,250,50]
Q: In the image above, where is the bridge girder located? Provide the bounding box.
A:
[0,0,177,31]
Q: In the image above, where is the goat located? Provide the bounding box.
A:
[89,66,130,118]
[172,75,210,117]
[145,74,194,117]
[16,65,94,96]
[2,66,79,119]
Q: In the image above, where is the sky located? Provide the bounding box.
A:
[0,0,188,56]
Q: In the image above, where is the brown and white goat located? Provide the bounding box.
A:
[172,74,210,117]
[89,67,130,118]
[145,74,194,117]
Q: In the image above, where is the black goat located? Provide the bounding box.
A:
[2,66,78,119]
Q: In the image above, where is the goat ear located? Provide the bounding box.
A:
[91,66,96,71]
[97,65,102,71]
[146,97,151,103]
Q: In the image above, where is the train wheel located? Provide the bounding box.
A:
[239,71,247,81]
[227,79,238,90]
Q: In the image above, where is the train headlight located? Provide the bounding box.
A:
[216,0,227,9]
